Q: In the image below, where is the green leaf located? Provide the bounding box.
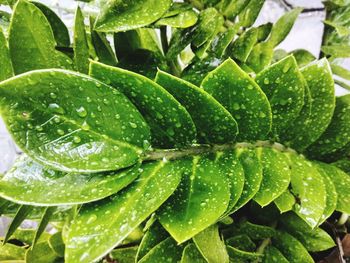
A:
[66,160,182,263]
[0,243,26,260]
[267,8,302,47]
[136,221,169,261]
[331,63,350,80]
[288,154,326,228]
[181,243,206,263]
[0,155,139,206]
[155,10,198,28]
[8,0,72,74]
[155,70,238,144]
[202,59,272,141]
[210,26,238,57]
[89,17,118,67]
[262,246,289,263]
[227,246,262,261]
[287,59,335,151]
[307,95,350,158]
[317,163,350,214]
[237,221,276,241]
[231,148,263,212]
[73,7,90,74]
[25,241,60,263]
[158,154,231,243]
[230,27,258,62]
[0,69,149,173]
[291,49,316,67]
[32,1,70,47]
[95,0,172,32]
[220,0,250,19]
[193,224,229,263]
[238,0,265,27]
[48,232,65,257]
[226,235,256,251]
[279,213,335,252]
[274,191,296,213]
[0,26,13,81]
[322,45,350,57]
[32,207,56,246]
[110,246,138,263]
[89,61,196,148]
[246,42,274,72]
[272,231,313,263]
[256,55,305,137]
[4,205,33,244]
[139,237,184,263]
[253,147,291,207]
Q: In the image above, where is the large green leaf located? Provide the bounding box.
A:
[0,27,13,81]
[66,160,182,263]
[272,231,314,263]
[288,59,335,151]
[279,213,335,252]
[256,56,305,137]
[0,69,150,173]
[193,224,229,263]
[307,94,350,158]
[32,1,70,47]
[288,154,326,228]
[201,59,272,141]
[8,0,72,74]
[158,154,231,243]
[231,148,263,212]
[73,7,90,74]
[0,155,139,205]
[89,61,196,148]
[253,147,291,207]
[95,0,172,32]
[155,70,238,144]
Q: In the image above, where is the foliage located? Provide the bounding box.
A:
[0,0,349,262]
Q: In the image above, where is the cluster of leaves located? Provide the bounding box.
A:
[0,0,350,262]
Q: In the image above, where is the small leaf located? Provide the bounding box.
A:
[0,69,150,173]
[155,10,198,28]
[48,232,65,257]
[322,45,350,57]
[246,42,274,72]
[274,191,296,213]
[32,207,57,246]
[262,246,289,263]
[139,237,184,263]
[8,0,72,74]
[220,0,250,19]
[256,55,305,137]
[0,155,139,206]
[0,27,13,81]
[210,26,238,57]
[181,243,206,263]
[279,213,335,252]
[253,147,291,207]
[89,61,196,148]
[155,70,238,144]
[66,160,182,263]
[32,1,70,47]
[95,0,172,32]
[4,205,33,244]
[238,0,265,27]
[226,235,256,251]
[73,7,90,74]
[237,221,276,241]
[193,224,229,263]
[291,49,316,67]
[25,241,60,263]
[230,28,258,62]
[158,154,231,243]
[307,95,350,158]
[110,246,138,263]
[272,231,314,263]
[227,246,262,261]
[331,63,350,80]
[202,59,272,141]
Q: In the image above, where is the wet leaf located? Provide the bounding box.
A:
[155,70,238,144]
[230,28,258,62]
[0,69,150,173]
[95,0,172,32]
[0,243,26,260]
[32,1,70,47]
[158,154,231,243]
[0,155,139,206]
[49,232,65,257]
[193,224,229,263]
[291,49,316,67]
[66,160,182,263]
[237,221,276,241]
[89,61,196,148]
[256,55,305,137]
[210,27,237,57]
[253,147,291,206]
[226,235,256,251]
[246,42,274,72]
[274,191,296,213]
[32,207,56,246]
[26,241,60,263]
[238,0,265,28]
[272,231,314,263]
[262,246,289,263]
[155,10,198,28]
[73,7,90,74]
[8,0,72,74]
[227,246,262,261]
[322,45,350,57]
[0,27,13,81]
[202,59,272,141]
[181,243,206,263]
[110,246,138,263]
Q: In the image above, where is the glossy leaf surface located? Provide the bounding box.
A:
[0,27,13,81]
[181,243,206,263]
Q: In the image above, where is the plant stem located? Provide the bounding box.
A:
[144,140,297,161]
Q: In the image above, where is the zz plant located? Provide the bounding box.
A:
[0,0,350,262]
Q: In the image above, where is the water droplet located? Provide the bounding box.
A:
[82,121,90,131]
[57,129,65,136]
[73,136,81,143]
[49,92,57,99]
[87,214,97,224]
[76,106,87,118]
[129,122,137,128]
[263,78,270,85]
